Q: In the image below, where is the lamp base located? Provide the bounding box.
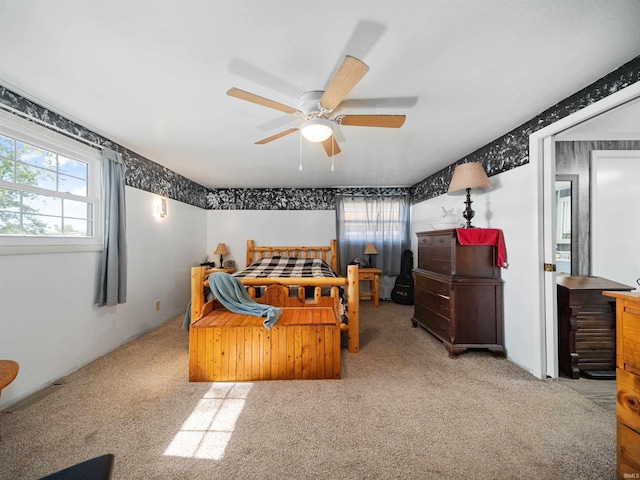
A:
[462,187,476,228]
[367,254,375,268]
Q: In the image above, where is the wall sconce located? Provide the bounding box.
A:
[154,197,168,218]
[214,243,229,267]
[364,242,378,268]
[447,162,493,228]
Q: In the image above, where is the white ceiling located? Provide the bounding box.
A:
[1,0,640,189]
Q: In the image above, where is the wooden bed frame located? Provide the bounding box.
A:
[189,240,360,381]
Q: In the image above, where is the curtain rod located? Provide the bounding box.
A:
[0,104,109,151]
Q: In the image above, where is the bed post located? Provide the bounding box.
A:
[246,239,255,267]
[190,266,206,323]
[346,264,359,353]
[330,239,338,273]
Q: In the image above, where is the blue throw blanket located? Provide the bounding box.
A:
[208,272,282,329]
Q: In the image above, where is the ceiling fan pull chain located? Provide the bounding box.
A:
[331,139,335,171]
[299,132,303,171]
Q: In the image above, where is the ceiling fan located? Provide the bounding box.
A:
[227,55,406,157]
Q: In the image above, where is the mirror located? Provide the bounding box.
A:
[555,175,579,275]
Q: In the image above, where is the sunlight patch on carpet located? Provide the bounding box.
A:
[164,382,253,460]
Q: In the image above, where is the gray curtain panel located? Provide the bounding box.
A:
[335,193,410,276]
[97,148,127,307]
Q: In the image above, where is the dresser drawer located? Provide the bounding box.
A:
[418,245,451,261]
[414,301,451,340]
[418,233,451,247]
[418,290,450,319]
[418,257,452,276]
[415,274,450,297]
[359,272,375,281]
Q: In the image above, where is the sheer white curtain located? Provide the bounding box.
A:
[335,193,410,276]
[97,148,127,306]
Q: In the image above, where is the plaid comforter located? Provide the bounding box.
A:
[234,256,337,279]
[234,256,346,321]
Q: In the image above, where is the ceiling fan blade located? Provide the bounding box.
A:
[319,56,369,111]
[227,87,301,115]
[255,128,299,145]
[321,136,341,157]
[337,114,406,128]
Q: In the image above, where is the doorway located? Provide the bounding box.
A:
[529,82,640,379]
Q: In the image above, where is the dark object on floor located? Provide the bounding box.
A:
[581,370,616,380]
[40,454,114,480]
[391,249,414,305]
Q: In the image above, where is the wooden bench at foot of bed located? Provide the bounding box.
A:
[189,285,342,381]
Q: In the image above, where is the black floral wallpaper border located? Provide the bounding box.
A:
[206,187,409,210]
[2,53,639,210]
[410,55,640,204]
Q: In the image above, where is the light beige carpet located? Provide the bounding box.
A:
[0,302,615,479]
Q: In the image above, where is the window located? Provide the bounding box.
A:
[0,110,102,254]
[340,196,407,245]
[335,193,410,276]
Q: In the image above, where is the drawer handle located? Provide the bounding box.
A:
[438,239,445,244]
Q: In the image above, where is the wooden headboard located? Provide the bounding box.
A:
[245,239,339,273]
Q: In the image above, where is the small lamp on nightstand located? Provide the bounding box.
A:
[214,243,229,267]
[364,242,378,268]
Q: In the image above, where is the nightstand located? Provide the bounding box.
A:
[358,268,382,307]
[205,267,236,274]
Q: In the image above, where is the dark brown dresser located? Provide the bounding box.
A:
[411,229,504,358]
[556,275,634,379]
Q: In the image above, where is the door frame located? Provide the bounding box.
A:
[528,81,640,379]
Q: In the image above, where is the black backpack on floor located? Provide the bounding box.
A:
[391,249,414,305]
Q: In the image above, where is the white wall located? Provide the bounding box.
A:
[410,165,539,373]
[206,210,337,269]
[0,187,207,409]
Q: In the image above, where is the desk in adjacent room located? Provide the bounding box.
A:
[556,275,634,379]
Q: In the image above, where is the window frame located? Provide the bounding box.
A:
[0,110,103,255]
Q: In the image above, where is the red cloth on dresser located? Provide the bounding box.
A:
[456,228,508,268]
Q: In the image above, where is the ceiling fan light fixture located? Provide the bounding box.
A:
[301,118,333,143]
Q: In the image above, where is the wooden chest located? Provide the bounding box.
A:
[556,276,634,379]
[412,229,504,357]
[603,291,640,479]
[189,306,341,382]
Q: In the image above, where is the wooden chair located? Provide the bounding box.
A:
[0,360,18,396]
[0,360,19,441]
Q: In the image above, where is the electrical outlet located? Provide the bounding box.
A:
[155,300,160,311]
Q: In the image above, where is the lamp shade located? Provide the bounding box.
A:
[364,242,378,255]
[301,118,333,142]
[214,243,229,255]
[447,162,493,195]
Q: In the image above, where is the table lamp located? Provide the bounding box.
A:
[364,242,378,268]
[447,162,493,228]
[214,243,229,267]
